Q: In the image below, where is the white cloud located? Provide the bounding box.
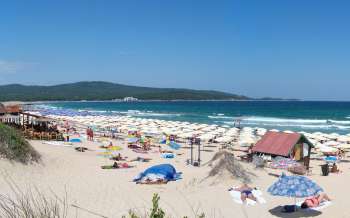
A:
[0,60,38,74]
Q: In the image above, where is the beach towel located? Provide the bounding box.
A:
[229,187,266,205]
[296,200,332,212]
[162,153,175,159]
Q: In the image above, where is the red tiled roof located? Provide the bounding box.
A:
[252,131,301,157]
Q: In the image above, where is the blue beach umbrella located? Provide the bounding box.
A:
[268,173,323,198]
[268,173,323,211]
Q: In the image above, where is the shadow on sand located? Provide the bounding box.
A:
[269,206,322,218]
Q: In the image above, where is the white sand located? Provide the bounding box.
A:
[0,139,349,218]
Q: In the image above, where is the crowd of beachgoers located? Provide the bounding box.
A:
[1,110,350,217]
[27,110,350,153]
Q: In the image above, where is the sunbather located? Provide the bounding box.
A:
[110,153,125,161]
[231,184,257,202]
[129,157,151,162]
[101,162,133,169]
[301,193,331,209]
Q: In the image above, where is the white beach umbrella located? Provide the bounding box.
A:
[319,146,338,153]
[337,136,350,143]
[335,144,350,149]
[324,141,339,147]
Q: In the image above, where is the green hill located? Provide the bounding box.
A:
[0,81,249,101]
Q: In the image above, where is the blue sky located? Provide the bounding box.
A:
[0,0,349,100]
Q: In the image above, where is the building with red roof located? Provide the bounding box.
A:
[252,131,314,168]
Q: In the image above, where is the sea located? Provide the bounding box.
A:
[34,101,350,135]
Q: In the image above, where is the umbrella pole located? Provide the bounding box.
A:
[294,197,297,212]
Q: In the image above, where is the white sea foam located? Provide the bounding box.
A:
[208,115,234,119]
[243,116,328,124]
[221,120,350,130]
[115,110,182,117]
[328,120,350,124]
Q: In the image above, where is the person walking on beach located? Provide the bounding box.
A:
[86,127,92,141]
[90,128,94,141]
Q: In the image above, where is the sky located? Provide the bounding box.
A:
[0,0,349,100]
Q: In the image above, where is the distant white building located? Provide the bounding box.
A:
[123,97,139,102]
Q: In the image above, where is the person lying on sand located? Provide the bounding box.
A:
[75,147,88,152]
[301,193,331,209]
[101,162,133,169]
[136,178,168,185]
[230,184,257,202]
[112,161,119,168]
[129,157,151,162]
[110,153,124,161]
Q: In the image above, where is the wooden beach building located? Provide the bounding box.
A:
[252,131,314,169]
[0,103,62,140]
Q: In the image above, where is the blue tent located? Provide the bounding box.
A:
[134,164,182,182]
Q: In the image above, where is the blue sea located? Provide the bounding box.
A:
[35,101,350,135]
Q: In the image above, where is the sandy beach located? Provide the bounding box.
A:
[0,134,349,218]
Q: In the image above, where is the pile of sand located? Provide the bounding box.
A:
[205,150,255,183]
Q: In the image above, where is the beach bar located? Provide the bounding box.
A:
[252,131,314,169]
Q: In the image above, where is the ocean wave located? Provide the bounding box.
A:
[241,116,350,125]
[221,121,350,130]
[208,115,234,119]
[114,110,182,117]
[329,120,350,124]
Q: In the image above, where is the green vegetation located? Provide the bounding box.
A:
[0,81,248,101]
[0,178,67,218]
[0,190,203,218]
[123,194,205,218]
[0,123,40,164]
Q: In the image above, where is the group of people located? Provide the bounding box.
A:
[233,184,331,210]
[86,127,94,141]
